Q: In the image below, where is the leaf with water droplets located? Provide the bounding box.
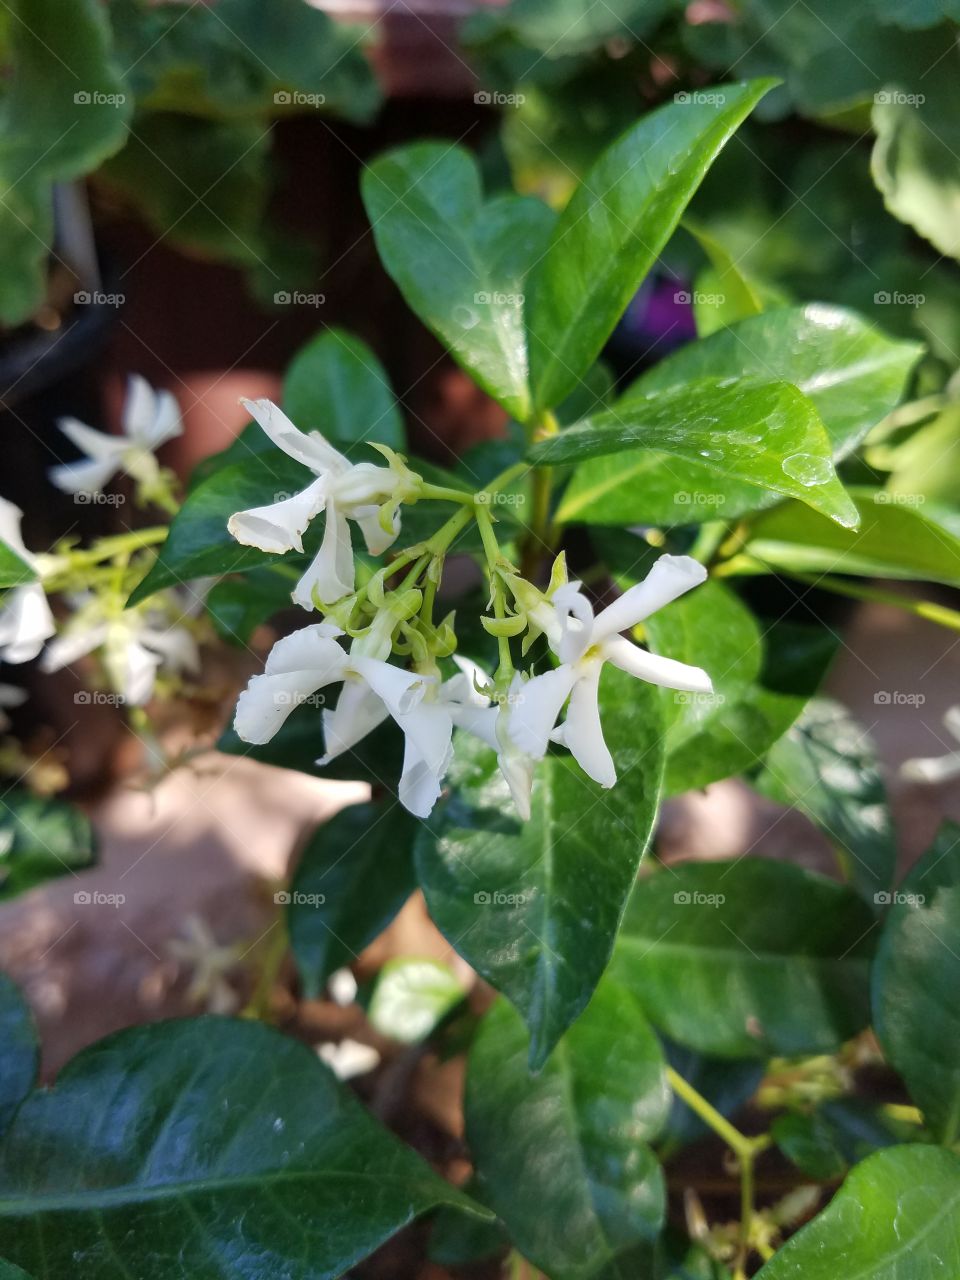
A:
[533,377,859,529]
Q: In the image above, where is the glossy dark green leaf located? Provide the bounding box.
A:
[416,667,664,1067]
[537,378,859,530]
[289,800,417,998]
[526,79,776,411]
[466,986,669,1279]
[0,979,36,1138]
[206,565,300,646]
[217,703,403,789]
[473,0,675,55]
[560,304,921,526]
[0,0,131,325]
[637,575,835,794]
[755,1146,960,1280]
[282,329,405,455]
[771,1111,848,1181]
[0,1259,33,1279]
[0,791,96,902]
[873,822,960,1143]
[429,1185,507,1266]
[0,1018,482,1280]
[611,859,876,1058]
[754,699,896,904]
[362,143,554,420]
[740,488,960,586]
[128,450,310,603]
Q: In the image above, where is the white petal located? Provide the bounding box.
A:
[593,554,708,641]
[901,752,960,784]
[117,639,161,706]
[48,455,123,495]
[263,625,348,678]
[451,702,500,750]
[234,670,332,743]
[398,699,454,778]
[944,705,960,743]
[228,477,328,554]
[317,1038,380,1080]
[292,501,355,608]
[555,664,615,788]
[122,375,157,444]
[449,655,492,707]
[241,398,347,473]
[140,625,200,676]
[398,733,445,818]
[604,635,712,692]
[552,586,596,664]
[507,665,577,759]
[353,505,400,557]
[0,584,56,663]
[348,657,425,715]
[40,621,108,672]
[500,743,535,820]
[319,679,389,763]
[56,417,125,462]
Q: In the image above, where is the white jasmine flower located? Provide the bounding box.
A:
[318,1038,380,1080]
[48,375,182,496]
[227,398,411,609]
[165,915,244,1015]
[234,625,490,818]
[447,666,536,820]
[41,592,200,706]
[902,706,960,784]
[0,498,56,664]
[510,554,712,789]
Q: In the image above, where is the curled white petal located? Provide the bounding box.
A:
[40,621,109,673]
[48,455,123,496]
[604,635,712,692]
[240,397,347,473]
[292,500,355,608]
[319,678,389,763]
[554,663,615,788]
[0,584,56,664]
[227,477,328,555]
[263,625,348,677]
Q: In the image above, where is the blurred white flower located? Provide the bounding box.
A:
[0,498,56,663]
[166,915,244,1015]
[902,706,960,784]
[317,1038,380,1080]
[0,683,27,731]
[510,554,712,788]
[48,375,182,497]
[228,398,409,609]
[41,592,200,706]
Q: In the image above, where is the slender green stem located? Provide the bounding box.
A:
[475,502,513,676]
[55,525,168,569]
[417,482,476,505]
[689,519,729,567]
[241,920,288,1022]
[666,1065,770,1277]
[782,570,960,633]
[884,1102,924,1126]
[520,412,558,581]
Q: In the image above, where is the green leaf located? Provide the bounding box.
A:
[0,546,34,591]
[536,377,859,530]
[473,0,675,56]
[128,451,309,604]
[633,568,835,794]
[684,218,768,337]
[0,1018,483,1279]
[362,143,555,420]
[217,705,404,790]
[526,79,777,411]
[416,667,664,1068]
[466,986,669,1279]
[739,487,960,586]
[560,304,921,526]
[0,979,35,1137]
[755,1146,960,1280]
[611,859,876,1058]
[109,0,380,124]
[872,84,960,263]
[282,329,405,455]
[0,0,131,324]
[754,699,896,905]
[289,800,417,998]
[369,958,463,1044]
[873,822,960,1143]
[0,791,96,902]
[206,565,300,646]
[770,1111,848,1181]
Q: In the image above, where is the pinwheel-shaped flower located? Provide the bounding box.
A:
[41,593,200,706]
[234,625,494,818]
[228,399,414,609]
[0,498,56,664]
[510,554,713,788]
[48,375,182,498]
